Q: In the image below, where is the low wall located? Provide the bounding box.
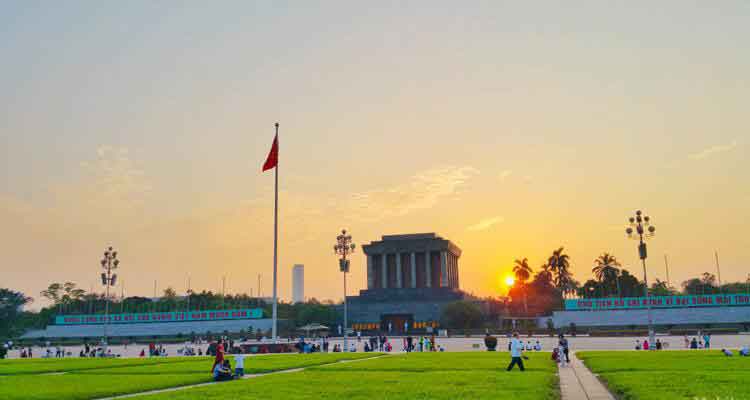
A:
[21,318,275,339]
[552,306,750,328]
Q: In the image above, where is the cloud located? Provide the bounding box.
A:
[467,216,505,231]
[689,141,738,160]
[346,166,479,221]
[499,170,513,181]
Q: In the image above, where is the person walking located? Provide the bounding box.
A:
[558,334,570,363]
[507,332,525,371]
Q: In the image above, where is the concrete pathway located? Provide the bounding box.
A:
[558,352,615,400]
[94,354,388,400]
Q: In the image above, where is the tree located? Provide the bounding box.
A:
[513,258,533,284]
[440,301,483,330]
[548,247,578,297]
[163,287,178,299]
[618,269,644,297]
[592,253,622,297]
[0,288,32,339]
[650,279,676,296]
[682,272,718,295]
[40,283,63,304]
[40,282,86,313]
[513,258,533,313]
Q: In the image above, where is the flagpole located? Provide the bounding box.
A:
[271,122,279,342]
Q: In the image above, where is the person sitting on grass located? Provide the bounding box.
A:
[214,359,234,381]
[721,348,733,357]
[739,346,749,357]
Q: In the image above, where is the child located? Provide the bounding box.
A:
[234,354,245,377]
[552,347,566,367]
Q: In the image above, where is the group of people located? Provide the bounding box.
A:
[507,332,570,371]
[721,346,749,357]
[685,334,711,349]
[294,337,329,353]
[210,338,246,381]
[403,335,441,352]
[635,338,665,350]
[506,332,570,371]
[508,339,543,352]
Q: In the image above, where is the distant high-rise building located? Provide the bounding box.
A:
[292,264,304,303]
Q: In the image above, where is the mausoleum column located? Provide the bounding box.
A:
[425,251,432,288]
[410,252,417,288]
[395,252,402,288]
[440,251,449,287]
[367,255,374,289]
[381,253,388,289]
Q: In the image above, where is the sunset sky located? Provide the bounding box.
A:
[2,2,748,308]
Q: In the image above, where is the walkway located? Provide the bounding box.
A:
[558,352,615,400]
[94,354,388,400]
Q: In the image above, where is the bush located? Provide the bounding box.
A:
[440,301,483,330]
[484,334,497,351]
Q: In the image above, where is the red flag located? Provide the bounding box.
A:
[262,134,278,172]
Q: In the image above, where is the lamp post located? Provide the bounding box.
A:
[626,210,656,347]
[100,246,120,355]
[334,229,355,352]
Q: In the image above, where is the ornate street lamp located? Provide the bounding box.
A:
[626,210,656,347]
[100,246,120,355]
[334,229,355,352]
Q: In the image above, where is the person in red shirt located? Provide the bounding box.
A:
[643,339,649,350]
[211,339,225,373]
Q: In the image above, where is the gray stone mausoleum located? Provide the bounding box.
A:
[347,233,468,333]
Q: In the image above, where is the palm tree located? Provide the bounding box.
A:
[513,258,533,313]
[592,253,622,297]
[534,263,553,287]
[513,258,533,284]
[548,247,576,297]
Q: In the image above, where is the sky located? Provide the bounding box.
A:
[2,1,749,309]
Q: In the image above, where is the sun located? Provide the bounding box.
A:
[505,276,515,287]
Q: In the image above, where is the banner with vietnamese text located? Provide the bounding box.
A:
[55,308,263,325]
[565,294,750,311]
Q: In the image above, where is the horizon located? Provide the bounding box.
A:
[2,2,749,309]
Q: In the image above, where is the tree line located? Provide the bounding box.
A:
[507,248,750,316]
[0,283,341,340]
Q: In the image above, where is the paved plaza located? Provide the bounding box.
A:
[7,334,750,359]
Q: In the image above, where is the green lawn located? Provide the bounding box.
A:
[140,352,558,400]
[578,351,750,400]
[0,353,378,400]
[0,356,211,375]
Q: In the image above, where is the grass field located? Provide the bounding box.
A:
[578,351,750,400]
[139,352,559,400]
[0,356,211,375]
[0,353,379,400]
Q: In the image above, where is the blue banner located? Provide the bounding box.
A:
[565,294,750,311]
[55,308,263,325]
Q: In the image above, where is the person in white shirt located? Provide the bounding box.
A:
[234,354,246,377]
[739,346,749,357]
[534,341,542,351]
[506,332,525,372]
